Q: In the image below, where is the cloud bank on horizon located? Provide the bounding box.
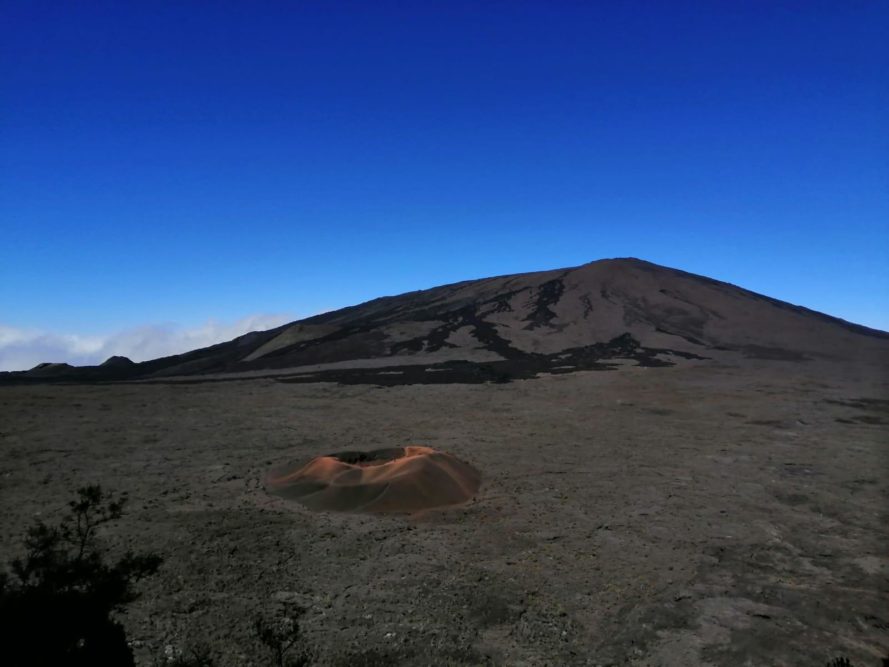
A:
[0,314,294,372]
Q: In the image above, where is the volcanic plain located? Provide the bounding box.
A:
[1,259,887,665]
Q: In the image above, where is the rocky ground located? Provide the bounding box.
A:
[1,355,887,666]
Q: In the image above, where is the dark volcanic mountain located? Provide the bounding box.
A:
[9,258,889,384]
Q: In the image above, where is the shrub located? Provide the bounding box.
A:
[254,606,314,667]
[0,485,162,666]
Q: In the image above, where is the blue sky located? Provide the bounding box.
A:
[1,2,887,369]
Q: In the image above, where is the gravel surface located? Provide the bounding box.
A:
[1,357,887,666]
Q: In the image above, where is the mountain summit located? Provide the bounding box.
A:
[11,258,889,384]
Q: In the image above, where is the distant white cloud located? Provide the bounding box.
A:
[0,314,295,372]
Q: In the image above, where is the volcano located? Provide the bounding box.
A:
[265,446,482,513]
[7,258,888,384]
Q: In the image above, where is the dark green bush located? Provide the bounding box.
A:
[0,485,162,666]
[254,607,314,667]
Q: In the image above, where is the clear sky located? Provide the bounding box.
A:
[2,2,887,370]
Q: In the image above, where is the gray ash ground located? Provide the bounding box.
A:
[1,355,887,665]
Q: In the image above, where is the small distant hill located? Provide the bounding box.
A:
[27,362,74,374]
[100,356,134,368]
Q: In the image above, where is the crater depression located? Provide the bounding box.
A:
[265,446,481,513]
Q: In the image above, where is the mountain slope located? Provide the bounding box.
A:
[9,258,889,384]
